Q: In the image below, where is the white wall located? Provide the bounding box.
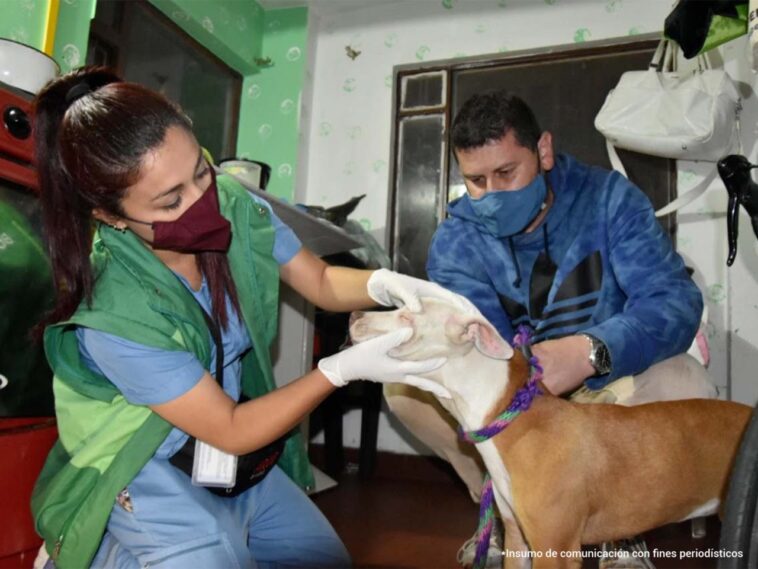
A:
[297,0,758,455]
[684,37,758,405]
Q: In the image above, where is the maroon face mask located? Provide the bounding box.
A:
[124,169,232,252]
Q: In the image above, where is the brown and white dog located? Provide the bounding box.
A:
[349,299,752,568]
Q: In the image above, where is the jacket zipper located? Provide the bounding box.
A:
[52,535,63,560]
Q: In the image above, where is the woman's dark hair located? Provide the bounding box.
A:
[33,66,240,335]
[451,90,542,152]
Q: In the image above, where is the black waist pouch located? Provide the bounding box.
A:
[168,304,285,497]
[169,427,285,498]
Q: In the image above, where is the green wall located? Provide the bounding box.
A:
[150,0,264,75]
[0,0,267,77]
[0,0,49,51]
[53,0,97,74]
[237,8,309,202]
[150,3,308,201]
[0,0,307,203]
[0,0,95,75]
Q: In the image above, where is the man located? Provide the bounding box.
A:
[385,91,716,569]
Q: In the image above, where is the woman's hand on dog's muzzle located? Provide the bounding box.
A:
[317,328,450,397]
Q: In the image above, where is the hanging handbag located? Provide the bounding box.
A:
[594,38,741,215]
[595,38,740,161]
[168,304,285,497]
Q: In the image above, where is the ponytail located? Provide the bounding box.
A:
[32,68,122,336]
[198,252,242,331]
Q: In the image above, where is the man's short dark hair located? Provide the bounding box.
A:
[451,90,542,152]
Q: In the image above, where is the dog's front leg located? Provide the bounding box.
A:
[527,534,583,569]
[502,515,531,569]
[501,521,581,569]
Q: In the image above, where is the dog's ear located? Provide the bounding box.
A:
[466,321,514,360]
[446,314,514,360]
[445,315,513,360]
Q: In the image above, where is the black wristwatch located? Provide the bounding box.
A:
[579,333,612,375]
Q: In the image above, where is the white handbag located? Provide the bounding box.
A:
[595,39,741,216]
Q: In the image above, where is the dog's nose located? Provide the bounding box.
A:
[349,311,364,328]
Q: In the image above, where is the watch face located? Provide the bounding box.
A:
[586,334,611,375]
[594,342,611,374]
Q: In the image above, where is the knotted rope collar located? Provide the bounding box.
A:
[458,325,543,569]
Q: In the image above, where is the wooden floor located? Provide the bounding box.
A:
[314,468,474,568]
[311,452,723,569]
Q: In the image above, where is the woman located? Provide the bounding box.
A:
[31,66,466,569]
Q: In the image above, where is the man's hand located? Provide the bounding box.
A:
[530,335,596,395]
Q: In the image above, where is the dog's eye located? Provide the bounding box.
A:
[399,313,414,325]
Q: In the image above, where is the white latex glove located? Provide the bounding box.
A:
[318,328,450,398]
[366,268,480,315]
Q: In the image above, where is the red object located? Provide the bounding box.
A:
[0,418,58,567]
[0,85,38,192]
[0,82,51,569]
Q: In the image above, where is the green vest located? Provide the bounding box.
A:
[31,175,314,569]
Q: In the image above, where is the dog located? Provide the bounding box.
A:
[349,298,752,568]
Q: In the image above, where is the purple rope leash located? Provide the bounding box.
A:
[474,477,496,567]
[459,325,543,569]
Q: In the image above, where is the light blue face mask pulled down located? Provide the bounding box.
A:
[467,174,548,238]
